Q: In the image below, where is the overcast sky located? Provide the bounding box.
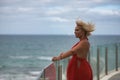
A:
[0,0,120,35]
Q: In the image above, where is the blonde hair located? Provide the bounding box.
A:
[76,20,95,36]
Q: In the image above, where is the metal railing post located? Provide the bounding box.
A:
[56,61,59,80]
[115,44,118,71]
[38,69,45,80]
[105,47,108,75]
[58,65,62,80]
[97,47,100,80]
[44,69,46,80]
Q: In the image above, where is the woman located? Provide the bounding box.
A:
[52,19,95,80]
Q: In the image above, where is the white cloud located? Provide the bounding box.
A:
[47,17,69,22]
[0,6,34,15]
[0,0,20,4]
[45,7,72,15]
[88,8,120,16]
[17,7,34,13]
[92,0,103,3]
[37,0,54,3]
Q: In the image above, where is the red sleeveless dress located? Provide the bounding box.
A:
[67,41,93,80]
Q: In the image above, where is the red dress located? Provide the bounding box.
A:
[67,41,93,80]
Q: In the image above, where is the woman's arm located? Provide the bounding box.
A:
[52,42,84,61]
[52,50,73,61]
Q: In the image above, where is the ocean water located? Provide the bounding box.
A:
[0,35,120,80]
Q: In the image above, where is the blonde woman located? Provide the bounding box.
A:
[52,19,95,80]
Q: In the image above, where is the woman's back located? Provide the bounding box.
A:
[73,39,90,59]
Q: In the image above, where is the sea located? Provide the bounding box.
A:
[0,35,120,80]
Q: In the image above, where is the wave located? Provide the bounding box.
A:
[0,73,38,80]
[28,71,42,77]
[0,65,4,69]
[37,56,52,61]
[9,56,31,59]
[9,56,52,61]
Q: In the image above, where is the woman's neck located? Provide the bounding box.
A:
[79,35,88,41]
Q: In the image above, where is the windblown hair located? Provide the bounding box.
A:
[76,20,95,36]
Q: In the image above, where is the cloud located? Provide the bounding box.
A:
[17,7,33,12]
[37,0,54,3]
[47,17,69,22]
[0,0,120,35]
[92,0,103,3]
[45,7,72,16]
[0,0,20,4]
[88,8,120,16]
[0,7,34,14]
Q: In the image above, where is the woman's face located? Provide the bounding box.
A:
[74,26,84,38]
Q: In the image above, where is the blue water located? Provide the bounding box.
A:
[0,35,120,80]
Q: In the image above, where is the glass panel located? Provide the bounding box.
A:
[107,44,116,72]
[89,46,97,80]
[99,45,106,78]
[54,61,59,80]
[59,58,69,80]
[39,63,56,80]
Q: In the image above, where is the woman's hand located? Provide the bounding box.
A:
[52,52,64,61]
[52,56,60,61]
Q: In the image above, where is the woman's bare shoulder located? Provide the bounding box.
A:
[79,39,90,47]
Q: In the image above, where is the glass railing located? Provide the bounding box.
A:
[37,43,120,80]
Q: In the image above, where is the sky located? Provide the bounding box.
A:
[0,0,120,35]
